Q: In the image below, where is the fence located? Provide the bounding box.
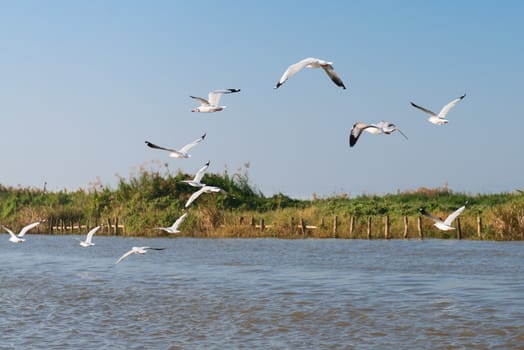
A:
[233,214,486,240]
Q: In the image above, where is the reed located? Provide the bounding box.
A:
[1,169,523,240]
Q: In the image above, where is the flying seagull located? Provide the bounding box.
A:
[79,226,101,247]
[191,89,241,113]
[419,203,467,231]
[182,161,210,188]
[154,212,188,234]
[145,133,206,159]
[410,94,466,125]
[185,185,228,208]
[2,221,43,243]
[349,120,408,147]
[115,246,166,264]
[275,57,346,89]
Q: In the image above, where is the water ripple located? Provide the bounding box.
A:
[0,237,523,349]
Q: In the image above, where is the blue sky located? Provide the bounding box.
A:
[1,1,523,198]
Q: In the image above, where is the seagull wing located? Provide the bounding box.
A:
[410,102,437,117]
[145,141,178,153]
[396,127,409,140]
[378,121,409,140]
[349,122,377,147]
[208,89,241,106]
[419,208,444,224]
[192,161,210,184]
[320,64,346,89]
[3,225,18,239]
[145,247,166,251]
[437,94,466,119]
[18,221,41,237]
[190,95,210,106]
[443,205,466,226]
[179,133,206,154]
[85,226,101,244]
[275,57,317,89]
[115,249,136,264]
[170,213,188,231]
[185,187,207,208]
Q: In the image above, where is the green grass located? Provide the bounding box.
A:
[1,166,523,240]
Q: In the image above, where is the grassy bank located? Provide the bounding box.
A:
[1,165,523,240]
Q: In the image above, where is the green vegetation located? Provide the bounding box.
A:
[1,163,523,240]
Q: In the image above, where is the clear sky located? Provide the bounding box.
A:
[1,1,523,198]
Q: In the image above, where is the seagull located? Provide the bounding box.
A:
[349,120,408,147]
[79,226,101,247]
[185,185,228,208]
[182,161,210,187]
[145,133,206,159]
[2,221,42,243]
[275,57,346,89]
[154,212,188,234]
[410,94,466,125]
[419,203,467,231]
[115,246,166,264]
[190,89,241,113]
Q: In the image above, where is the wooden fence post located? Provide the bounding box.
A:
[417,216,423,239]
[290,217,295,235]
[250,216,256,227]
[456,217,462,240]
[384,215,390,239]
[114,217,119,235]
[260,218,265,232]
[320,217,325,229]
[333,215,338,238]
[349,216,355,238]
[107,218,112,234]
[477,215,482,240]
[367,216,372,240]
[403,216,409,239]
[300,218,306,237]
[239,216,244,225]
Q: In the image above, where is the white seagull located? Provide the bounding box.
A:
[349,120,408,147]
[79,226,101,247]
[3,221,42,243]
[154,212,188,234]
[115,246,166,264]
[145,133,206,159]
[190,89,241,113]
[419,203,467,231]
[410,94,466,125]
[182,161,210,188]
[185,185,227,208]
[275,57,346,89]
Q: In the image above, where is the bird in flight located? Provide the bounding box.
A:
[349,120,408,147]
[410,94,466,125]
[191,89,241,113]
[182,161,210,188]
[419,203,467,231]
[2,221,43,243]
[115,246,166,264]
[185,185,228,208]
[79,226,101,247]
[154,212,188,234]
[145,133,206,158]
[275,57,346,89]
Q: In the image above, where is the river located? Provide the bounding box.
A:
[1,236,523,349]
